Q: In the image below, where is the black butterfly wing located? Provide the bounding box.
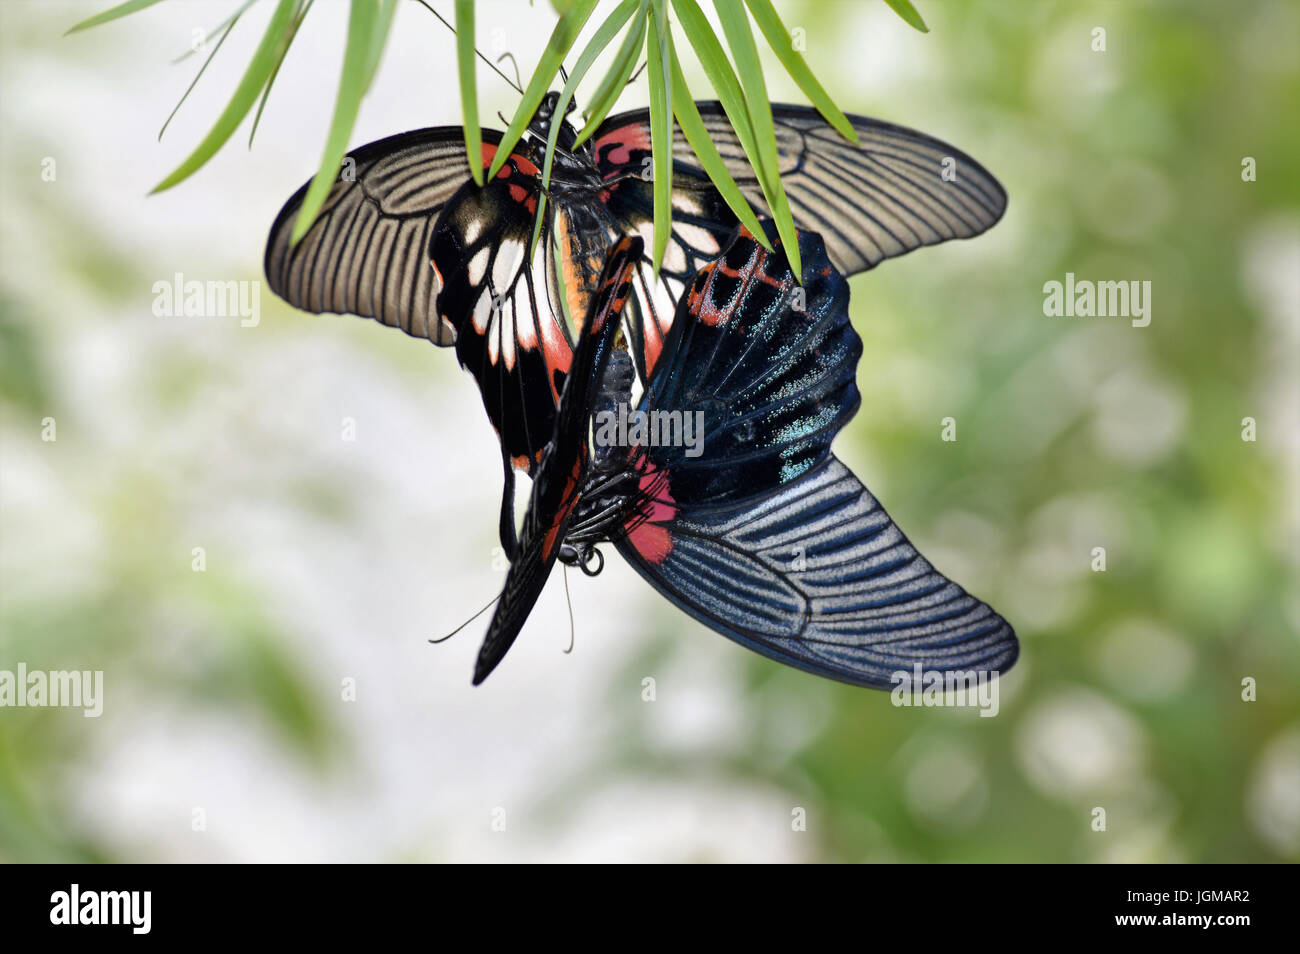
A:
[429,148,575,477]
[596,103,1007,278]
[612,226,1017,689]
[266,130,575,555]
[587,121,739,382]
[473,236,643,685]
[265,127,504,345]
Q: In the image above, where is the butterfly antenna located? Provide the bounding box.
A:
[562,564,575,655]
[429,589,502,644]
[497,52,525,94]
[626,59,648,85]
[412,0,525,94]
[558,63,569,85]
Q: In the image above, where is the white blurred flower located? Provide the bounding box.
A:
[1017,687,1146,798]
[1247,727,1300,857]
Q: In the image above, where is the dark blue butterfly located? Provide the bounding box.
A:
[475,224,1017,688]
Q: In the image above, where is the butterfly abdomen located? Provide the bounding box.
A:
[592,349,635,474]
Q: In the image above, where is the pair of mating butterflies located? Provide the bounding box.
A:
[264,94,1019,688]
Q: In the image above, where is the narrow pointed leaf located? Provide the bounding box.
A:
[172,0,257,64]
[645,1,673,274]
[159,10,243,142]
[365,0,399,87]
[882,0,929,33]
[455,0,483,186]
[671,0,758,157]
[743,0,858,143]
[249,0,315,148]
[531,0,641,252]
[65,0,167,35]
[289,0,381,244]
[668,43,768,248]
[150,0,298,194]
[574,0,649,147]
[487,0,598,181]
[714,0,800,277]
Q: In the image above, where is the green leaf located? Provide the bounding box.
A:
[645,0,673,273]
[288,0,382,244]
[65,0,167,35]
[487,0,599,181]
[531,0,642,252]
[743,0,858,143]
[671,0,763,205]
[882,0,929,33]
[713,0,801,277]
[249,0,316,148]
[365,0,399,86]
[158,7,244,143]
[149,0,299,194]
[455,0,483,186]
[172,0,257,64]
[573,0,649,147]
[668,42,769,248]
[671,0,750,137]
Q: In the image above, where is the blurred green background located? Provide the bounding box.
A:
[1,0,1296,862]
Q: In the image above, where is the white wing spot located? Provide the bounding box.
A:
[467,246,491,287]
[493,238,526,292]
[472,289,493,334]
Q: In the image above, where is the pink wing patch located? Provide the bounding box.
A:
[594,123,652,172]
[625,465,677,564]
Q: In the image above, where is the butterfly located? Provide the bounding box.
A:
[473,223,1018,689]
[264,95,1007,560]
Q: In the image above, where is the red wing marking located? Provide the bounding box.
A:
[625,464,677,565]
[541,459,584,563]
[594,124,652,171]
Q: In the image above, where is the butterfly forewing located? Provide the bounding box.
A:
[639,226,859,505]
[598,103,1007,277]
[430,150,574,476]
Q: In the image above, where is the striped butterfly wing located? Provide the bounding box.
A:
[265,127,501,345]
[613,225,1018,689]
[597,103,1008,278]
[473,237,643,685]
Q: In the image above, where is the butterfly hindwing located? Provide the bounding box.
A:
[612,226,1017,689]
[265,127,502,345]
[615,455,1018,689]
